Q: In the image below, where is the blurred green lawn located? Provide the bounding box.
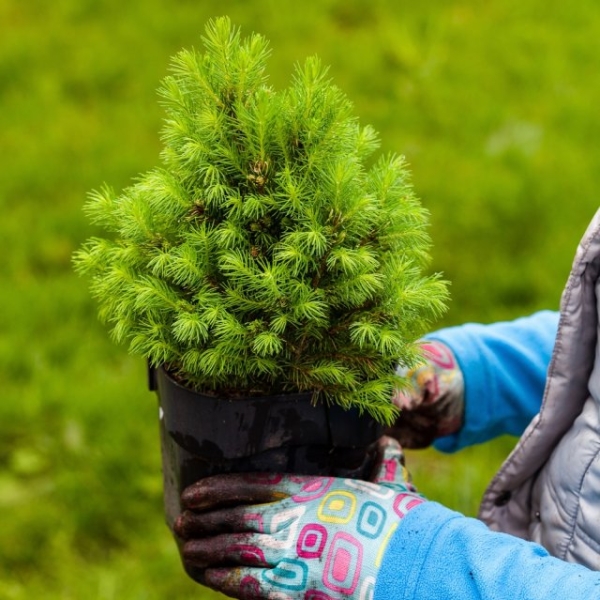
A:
[2,0,600,597]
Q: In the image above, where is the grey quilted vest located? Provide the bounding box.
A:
[478,209,600,570]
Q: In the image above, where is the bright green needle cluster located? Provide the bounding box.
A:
[74,17,448,424]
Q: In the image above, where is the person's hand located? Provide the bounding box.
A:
[174,437,425,600]
[387,340,465,449]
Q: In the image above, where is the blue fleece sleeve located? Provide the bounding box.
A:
[425,310,559,453]
[375,502,600,600]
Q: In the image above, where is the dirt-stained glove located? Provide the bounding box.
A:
[174,437,425,600]
[387,340,465,449]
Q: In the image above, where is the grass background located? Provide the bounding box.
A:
[2,0,600,597]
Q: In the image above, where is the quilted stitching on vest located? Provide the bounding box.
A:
[478,209,600,570]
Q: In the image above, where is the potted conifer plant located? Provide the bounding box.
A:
[74,17,447,579]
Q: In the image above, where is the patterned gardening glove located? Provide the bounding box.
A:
[174,437,425,600]
[387,340,465,449]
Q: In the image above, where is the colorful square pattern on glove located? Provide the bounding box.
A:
[263,558,308,591]
[297,524,328,558]
[323,532,362,594]
[318,491,356,523]
[357,502,386,539]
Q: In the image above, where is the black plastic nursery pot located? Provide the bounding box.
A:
[148,365,384,582]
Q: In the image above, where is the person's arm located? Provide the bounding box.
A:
[428,310,558,452]
[377,501,600,600]
[174,437,600,600]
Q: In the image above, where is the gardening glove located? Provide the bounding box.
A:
[174,436,425,600]
[387,340,465,449]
